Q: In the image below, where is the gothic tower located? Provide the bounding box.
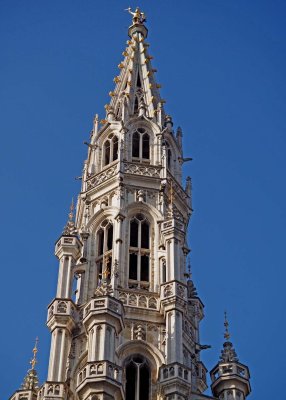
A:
[10,8,251,400]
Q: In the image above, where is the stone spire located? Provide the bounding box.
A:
[21,338,39,390]
[62,198,76,236]
[101,7,166,127]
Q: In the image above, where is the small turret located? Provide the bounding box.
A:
[10,339,39,400]
[210,313,251,400]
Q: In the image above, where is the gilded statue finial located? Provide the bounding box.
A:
[224,311,231,341]
[126,7,146,25]
[69,198,74,222]
[30,337,39,370]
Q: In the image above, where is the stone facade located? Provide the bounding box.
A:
[10,8,251,400]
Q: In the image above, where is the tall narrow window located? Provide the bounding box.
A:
[129,214,150,290]
[142,133,150,159]
[95,220,113,285]
[112,136,118,161]
[132,128,150,162]
[126,356,150,400]
[167,148,172,169]
[103,134,118,166]
[104,141,110,166]
[132,132,140,157]
[134,96,139,115]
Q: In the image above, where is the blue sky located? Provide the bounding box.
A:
[1,0,285,398]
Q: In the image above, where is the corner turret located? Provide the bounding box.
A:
[210,313,251,400]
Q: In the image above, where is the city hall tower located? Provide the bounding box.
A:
[10,8,251,400]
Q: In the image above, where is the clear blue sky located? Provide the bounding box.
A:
[1,1,285,398]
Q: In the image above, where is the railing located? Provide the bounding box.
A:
[160,281,187,300]
[118,289,159,310]
[77,361,122,388]
[211,362,250,382]
[123,161,161,178]
[10,392,32,400]
[86,162,119,191]
[47,299,76,322]
[37,382,65,399]
[167,171,189,202]
[160,363,191,383]
[83,296,122,319]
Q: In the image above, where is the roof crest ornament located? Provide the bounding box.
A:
[20,337,39,391]
[30,337,39,370]
[126,7,146,25]
[62,198,77,236]
[224,310,230,341]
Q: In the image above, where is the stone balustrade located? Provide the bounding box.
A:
[37,382,65,399]
[123,161,161,178]
[118,290,159,310]
[10,392,33,400]
[83,296,123,319]
[160,281,187,301]
[47,299,76,322]
[76,361,122,388]
[160,363,191,383]
[86,162,119,191]
[211,362,250,382]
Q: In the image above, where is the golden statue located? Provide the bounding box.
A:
[126,7,146,25]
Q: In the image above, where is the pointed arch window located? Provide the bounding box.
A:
[95,220,113,285]
[128,214,150,290]
[125,356,150,400]
[132,128,150,162]
[103,134,118,167]
[164,141,172,171]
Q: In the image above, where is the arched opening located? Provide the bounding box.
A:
[103,135,118,166]
[132,131,140,157]
[134,96,139,115]
[129,214,150,290]
[95,221,113,285]
[112,136,118,161]
[132,128,150,162]
[167,148,172,169]
[142,133,150,159]
[104,141,110,166]
[125,355,150,400]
